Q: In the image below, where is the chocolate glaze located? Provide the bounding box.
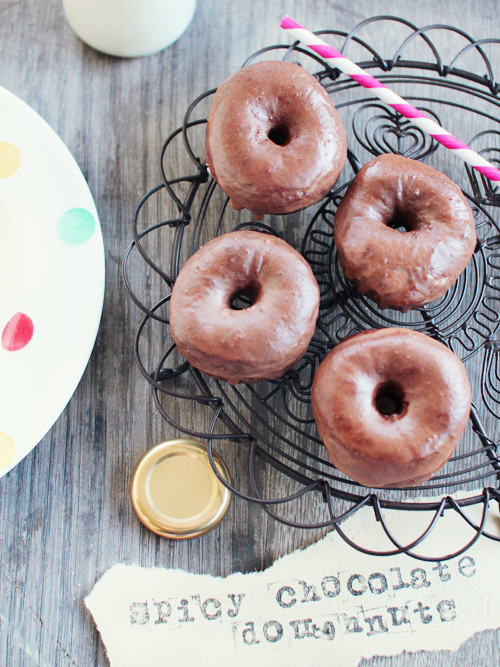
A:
[334,154,477,312]
[205,60,347,220]
[311,328,471,488]
[170,231,320,385]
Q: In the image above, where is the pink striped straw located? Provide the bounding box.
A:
[281,15,500,187]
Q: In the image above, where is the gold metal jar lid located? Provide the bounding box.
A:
[130,438,231,539]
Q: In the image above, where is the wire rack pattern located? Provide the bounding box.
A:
[124,17,500,561]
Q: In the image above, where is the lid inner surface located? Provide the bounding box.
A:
[146,453,217,521]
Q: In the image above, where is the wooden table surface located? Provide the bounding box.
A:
[2,0,500,665]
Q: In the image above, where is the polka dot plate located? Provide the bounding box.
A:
[0,86,105,478]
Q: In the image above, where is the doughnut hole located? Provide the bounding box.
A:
[229,282,261,310]
[267,124,291,147]
[388,217,409,233]
[386,208,419,233]
[374,381,408,419]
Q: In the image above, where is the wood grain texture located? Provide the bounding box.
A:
[1,0,500,665]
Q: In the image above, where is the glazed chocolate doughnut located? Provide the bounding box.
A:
[205,60,347,220]
[334,154,476,312]
[170,231,320,384]
[311,328,471,488]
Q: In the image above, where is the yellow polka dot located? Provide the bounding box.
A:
[0,432,15,469]
[0,142,22,178]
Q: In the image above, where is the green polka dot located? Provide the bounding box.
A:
[57,208,95,245]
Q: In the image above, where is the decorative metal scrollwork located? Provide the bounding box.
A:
[352,103,440,160]
[481,341,500,419]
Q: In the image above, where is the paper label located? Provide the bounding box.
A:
[85,492,500,666]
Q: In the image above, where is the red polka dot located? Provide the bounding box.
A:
[2,312,34,351]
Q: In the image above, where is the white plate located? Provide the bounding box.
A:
[0,86,105,478]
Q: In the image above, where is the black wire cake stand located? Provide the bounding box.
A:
[124,17,500,561]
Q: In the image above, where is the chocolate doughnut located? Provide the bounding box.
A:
[311,328,471,488]
[205,60,347,220]
[334,154,476,312]
[170,231,320,384]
